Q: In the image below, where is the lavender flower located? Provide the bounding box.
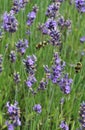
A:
[16,39,28,55]
[58,17,71,29]
[58,74,73,94]
[39,19,57,36]
[9,51,16,63]
[23,55,37,74]
[26,74,37,88]
[19,0,28,8]
[44,52,72,94]
[38,23,49,35]
[79,101,85,129]
[39,18,61,46]
[13,72,20,84]
[58,16,65,27]
[33,104,42,113]
[75,0,85,13]
[11,0,28,14]
[11,0,20,14]
[38,78,48,90]
[6,101,21,129]
[49,29,61,45]
[27,5,38,26]
[45,19,57,31]
[64,20,71,28]
[80,36,85,43]
[60,121,69,130]
[6,122,14,130]
[50,52,65,83]
[46,3,60,18]
[3,11,18,33]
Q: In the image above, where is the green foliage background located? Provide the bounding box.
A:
[0,0,85,129]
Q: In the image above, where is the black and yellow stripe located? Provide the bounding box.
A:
[75,62,82,73]
[36,41,48,49]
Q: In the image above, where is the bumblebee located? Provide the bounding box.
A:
[75,62,82,73]
[36,41,48,49]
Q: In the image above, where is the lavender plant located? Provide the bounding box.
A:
[0,0,85,129]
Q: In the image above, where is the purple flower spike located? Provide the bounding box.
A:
[33,104,42,113]
[38,78,48,90]
[26,74,37,88]
[23,55,37,74]
[79,101,85,129]
[6,101,21,129]
[60,121,69,130]
[3,11,18,33]
[19,0,28,8]
[58,74,72,94]
[44,52,72,94]
[75,0,85,13]
[9,51,16,63]
[11,0,20,14]
[45,19,57,30]
[11,0,28,14]
[8,124,14,130]
[16,39,29,55]
[80,36,85,43]
[46,3,60,18]
[27,5,38,26]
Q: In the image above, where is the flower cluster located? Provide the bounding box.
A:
[11,0,28,14]
[50,52,65,84]
[39,19,61,45]
[44,52,72,94]
[39,0,72,46]
[33,104,42,113]
[23,55,37,75]
[49,29,61,45]
[16,39,28,55]
[26,74,37,88]
[38,78,48,90]
[11,0,20,14]
[23,55,37,89]
[58,74,73,94]
[60,121,69,130]
[46,2,60,18]
[79,101,85,129]
[75,0,85,13]
[9,51,16,63]
[39,0,62,46]
[39,19,57,34]
[27,5,38,26]
[58,16,71,29]
[3,11,18,33]
[19,0,28,8]
[6,101,21,129]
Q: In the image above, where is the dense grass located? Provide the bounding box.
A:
[0,0,85,130]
